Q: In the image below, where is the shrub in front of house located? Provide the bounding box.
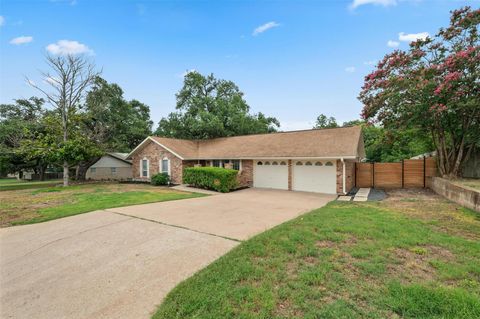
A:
[183,167,238,193]
[151,173,170,186]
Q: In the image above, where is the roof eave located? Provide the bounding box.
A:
[126,137,185,160]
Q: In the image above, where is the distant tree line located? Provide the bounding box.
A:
[312,114,434,163]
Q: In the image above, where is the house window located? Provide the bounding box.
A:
[325,161,333,166]
[90,167,96,174]
[315,161,323,166]
[141,159,149,177]
[272,161,278,165]
[264,161,271,165]
[280,161,287,165]
[232,160,241,170]
[210,160,241,170]
[257,161,263,165]
[161,158,170,175]
[296,161,303,165]
[305,161,312,166]
[111,167,117,175]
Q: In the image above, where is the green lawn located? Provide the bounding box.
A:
[154,190,480,319]
[453,178,480,191]
[0,178,62,191]
[1,183,204,226]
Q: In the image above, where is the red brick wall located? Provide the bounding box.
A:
[336,159,357,194]
[238,160,253,187]
[131,141,183,184]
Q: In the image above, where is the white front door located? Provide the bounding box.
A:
[292,160,337,194]
[253,160,288,190]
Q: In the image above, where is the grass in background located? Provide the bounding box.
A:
[1,183,204,226]
[153,189,480,319]
[453,178,480,191]
[0,179,62,191]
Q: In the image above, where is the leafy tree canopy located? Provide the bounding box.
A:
[155,71,280,139]
[313,114,339,129]
[0,97,46,176]
[84,76,153,152]
[359,7,479,177]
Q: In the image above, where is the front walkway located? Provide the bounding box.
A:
[0,188,334,319]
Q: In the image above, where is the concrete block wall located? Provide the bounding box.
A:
[427,177,480,212]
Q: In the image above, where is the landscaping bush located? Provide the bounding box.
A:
[151,173,170,186]
[183,167,238,192]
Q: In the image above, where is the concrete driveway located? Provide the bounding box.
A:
[0,188,334,319]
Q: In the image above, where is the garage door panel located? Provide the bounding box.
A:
[254,161,288,190]
[293,161,336,194]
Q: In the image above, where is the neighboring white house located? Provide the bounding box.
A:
[86,153,132,181]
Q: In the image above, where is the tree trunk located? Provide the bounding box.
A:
[76,157,100,181]
[39,165,46,181]
[63,161,69,187]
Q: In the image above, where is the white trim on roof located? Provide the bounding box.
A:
[126,137,185,160]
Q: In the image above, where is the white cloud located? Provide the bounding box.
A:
[345,66,356,73]
[0,16,5,26]
[387,40,400,48]
[398,31,429,42]
[46,40,94,55]
[10,36,33,45]
[252,21,280,36]
[364,60,376,65]
[26,79,36,86]
[350,0,396,9]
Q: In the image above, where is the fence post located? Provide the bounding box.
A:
[372,162,375,188]
[423,156,426,188]
[355,162,357,188]
[401,159,404,188]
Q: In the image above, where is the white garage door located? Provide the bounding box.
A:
[253,160,288,190]
[293,160,336,194]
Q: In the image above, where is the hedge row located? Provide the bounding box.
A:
[183,167,238,193]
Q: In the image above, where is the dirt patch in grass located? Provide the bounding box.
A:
[383,189,480,241]
[316,240,338,248]
[389,248,437,282]
[388,245,455,283]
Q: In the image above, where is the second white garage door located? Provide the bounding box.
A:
[293,160,337,194]
[253,160,288,190]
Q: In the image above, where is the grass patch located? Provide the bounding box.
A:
[387,282,480,318]
[0,179,62,191]
[153,190,480,319]
[452,178,480,191]
[1,183,204,226]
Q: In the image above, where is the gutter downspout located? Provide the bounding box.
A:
[341,158,346,195]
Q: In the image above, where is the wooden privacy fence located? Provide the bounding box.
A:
[355,157,436,188]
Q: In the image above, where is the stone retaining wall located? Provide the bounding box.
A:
[427,177,480,212]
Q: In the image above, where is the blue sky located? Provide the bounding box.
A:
[0,0,478,131]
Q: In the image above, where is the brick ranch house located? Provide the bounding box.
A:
[126,126,365,195]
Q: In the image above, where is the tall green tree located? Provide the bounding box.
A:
[84,77,152,151]
[359,7,479,177]
[28,54,100,186]
[313,114,339,129]
[75,76,153,180]
[0,97,46,177]
[155,71,279,139]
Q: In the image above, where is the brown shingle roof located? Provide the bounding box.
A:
[146,126,364,160]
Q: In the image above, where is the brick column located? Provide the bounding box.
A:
[288,159,292,191]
